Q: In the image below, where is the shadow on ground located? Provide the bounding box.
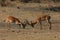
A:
[45,7,60,12]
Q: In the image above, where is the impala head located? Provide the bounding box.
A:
[30,21,35,28]
[21,19,30,29]
[28,20,37,28]
[3,16,22,28]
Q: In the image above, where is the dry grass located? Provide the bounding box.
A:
[0,3,60,40]
[0,29,60,40]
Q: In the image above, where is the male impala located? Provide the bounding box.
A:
[21,19,30,29]
[29,15,51,30]
[3,16,21,27]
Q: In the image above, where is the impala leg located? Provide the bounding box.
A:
[39,21,42,30]
[47,19,51,30]
[49,21,51,30]
[31,23,34,28]
[8,22,11,30]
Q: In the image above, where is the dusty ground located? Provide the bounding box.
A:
[0,3,60,40]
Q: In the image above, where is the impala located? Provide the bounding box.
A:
[29,15,51,30]
[3,16,21,28]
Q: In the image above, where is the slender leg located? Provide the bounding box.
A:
[8,22,11,30]
[49,21,51,30]
[39,21,42,30]
[47,19,51,30]
[31,23,34,28]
